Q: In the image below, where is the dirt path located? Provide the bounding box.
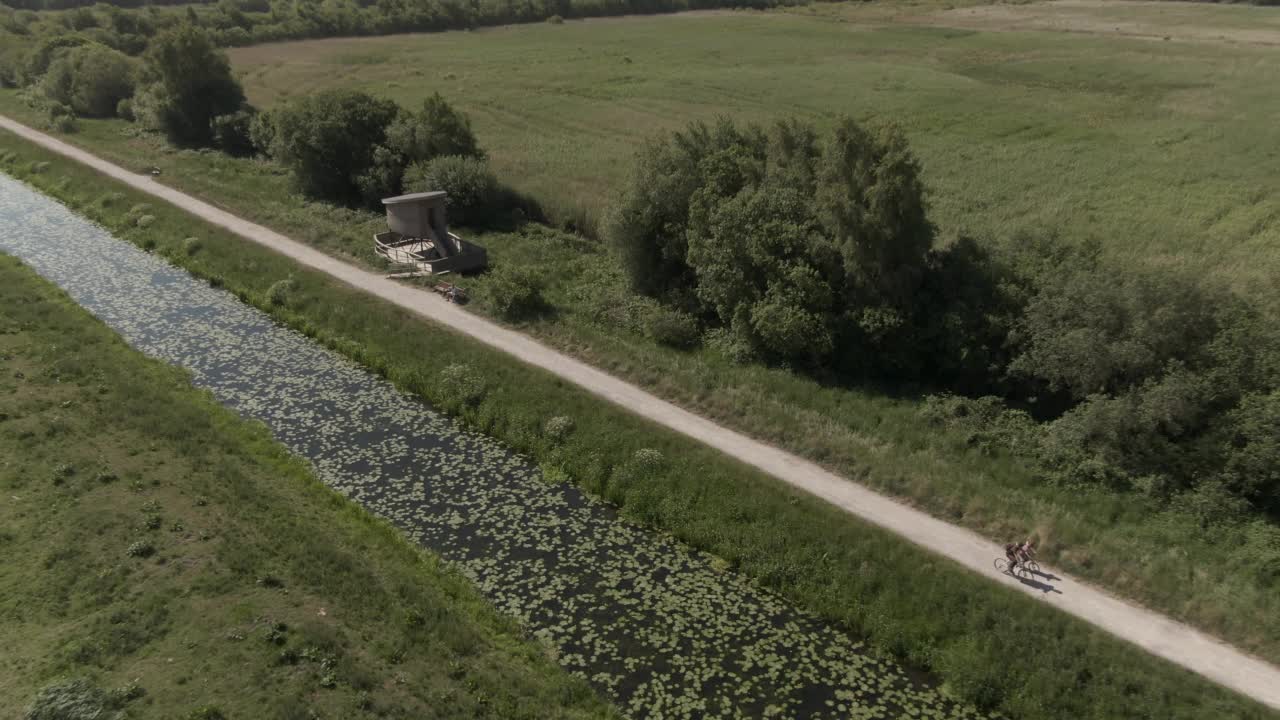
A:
[3,114,1278,711]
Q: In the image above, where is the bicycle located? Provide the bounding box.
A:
[994,556,1033,580]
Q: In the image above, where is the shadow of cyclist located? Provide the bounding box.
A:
[1017,573,1063,595]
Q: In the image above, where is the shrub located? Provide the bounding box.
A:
[126,540,154,558]
[481,266,545,321]
[438,363,486,408]
[643,306,701,349]
[547,14,565,23]
[211,109,256,157]
[543,415,575,443]
[43,44,137,118]
[136,214,155,228]
[50,114,77,134]
[402,155,498,226]
[704,326,757,365]
[266,277,295,306]
[23,678,107,720]
[116,98,135,122]
[183,237,202,255]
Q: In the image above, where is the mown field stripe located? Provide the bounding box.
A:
[2,112,1278,710]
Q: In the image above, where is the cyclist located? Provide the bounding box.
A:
[1004,542,1021,572]
[1018,539,1037,566]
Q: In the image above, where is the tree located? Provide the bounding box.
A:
[688,182,840,364]
[42,44,136,118]
[607,119,766,299]
[266,88,400,204]
[817,120,935,316]
[140,25,245,146]
[384,92,482,164]
[1009,268,1223,399]
[403,155,498,226]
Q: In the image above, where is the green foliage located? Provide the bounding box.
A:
[139,25,245,146]
[125,540,154,557]
[642,305,700,350]
[438,363,486,408]
[210,108,255,157]
[403,155,498,226]
[385,92,482,165]
[41,43,135,117]
[480,265,545,321]
[23,678,109,720]
[266,276,294,306]
[266,88,399,205]
[617,116,935,367]
[543,415,575,443]
[50,112,77,134]
[608,119,752,298]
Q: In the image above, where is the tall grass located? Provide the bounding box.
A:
[2,130,1274,719]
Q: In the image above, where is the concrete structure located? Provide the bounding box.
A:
[374,191,487,275]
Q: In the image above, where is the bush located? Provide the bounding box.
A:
[481,266,545,321]
[438,363,486,408]
[266,277,295,306]
[402,155,498,226]
[50,114,78,134]
[267,89,400,205]
[136,214,155,228]
[23,678,107,720]
[643,306,701,349]
[126,540,154,557]
[704,326,757,365]
[115,97,135,122]
[211,108,256,157]
[547,14,565,23]
[42,44,137,118]
[543,415,575,443]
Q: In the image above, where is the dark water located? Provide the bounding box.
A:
[0,173,982,720]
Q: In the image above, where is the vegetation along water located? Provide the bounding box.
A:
[0,172,984,718]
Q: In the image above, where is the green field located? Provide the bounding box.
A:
[0,254,611,718]
[229,0,1280,297]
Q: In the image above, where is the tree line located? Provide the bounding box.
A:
[1,0,806,74]
[609,117,1280,521]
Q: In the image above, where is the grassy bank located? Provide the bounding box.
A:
[0,254,614,718]
[2,129,1274,720]
[3,74,1278,668]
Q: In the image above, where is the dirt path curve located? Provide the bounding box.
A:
[4,115,1279,711]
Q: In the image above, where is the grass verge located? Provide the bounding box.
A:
[2,126,1275,720]
[0,254,615,719]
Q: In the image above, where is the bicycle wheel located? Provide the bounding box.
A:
[993,558,1010,574]
[1023,560,1041,577]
